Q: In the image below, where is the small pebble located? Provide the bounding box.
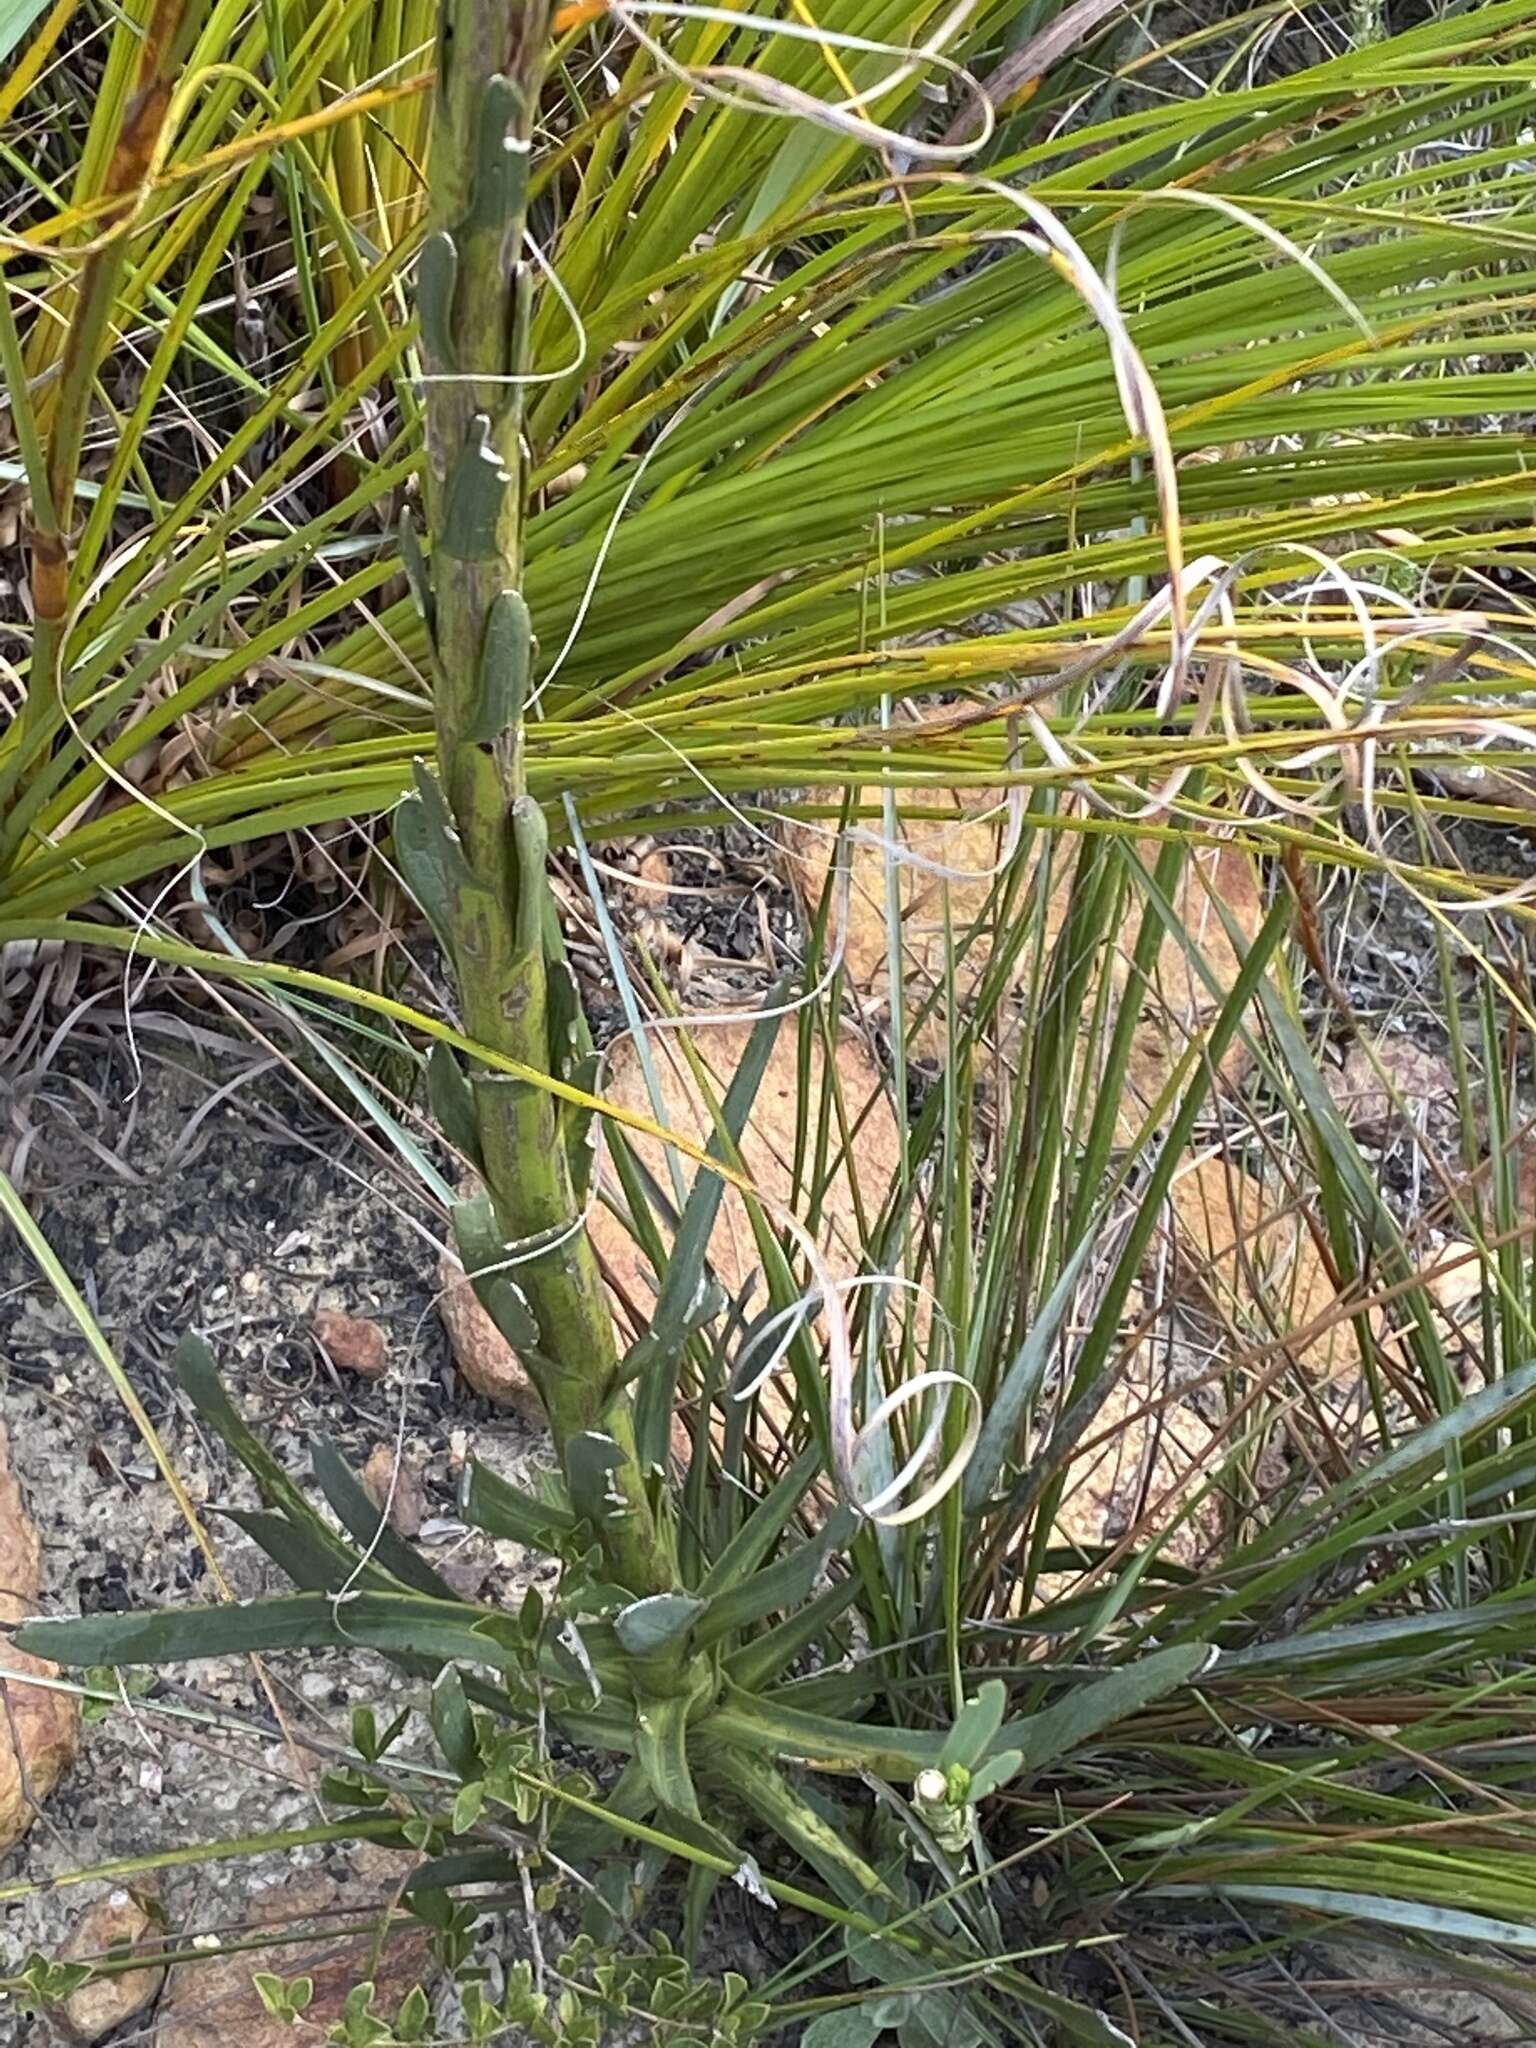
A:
[361,1444,425,1539]
[436,1252,542,1419]
[57,1888,166,2044]
[312,1308,388,1378]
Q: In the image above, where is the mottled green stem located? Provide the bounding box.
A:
[419,0,673,1597]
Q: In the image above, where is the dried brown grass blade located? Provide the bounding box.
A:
[941,0,1128,144]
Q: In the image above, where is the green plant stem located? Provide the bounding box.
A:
[420,0,671,1598]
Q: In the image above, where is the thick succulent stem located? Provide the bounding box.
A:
[418,0,673,1598]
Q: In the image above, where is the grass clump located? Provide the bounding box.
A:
[5,1,1536,2044]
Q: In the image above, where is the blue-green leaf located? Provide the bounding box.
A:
[694,1508,856,1651]
[723,1578,860,1693]
[394,760,483,953]
[999,1645,1215,1773]
[699,1443,825,1597]
[629,990,786,1467]
[0,0,50,66]
[634,1693,699,1817]
[963,1232,1098,1513]
[427,1044,483,1170]
[430,1666,479,1776]
[460,1460,574,1551]
[565,1432,627,1528]
[451,1193,543,1357]
[220,1510,388,1598]
[801,2009,883,2048]
[174,1337,364,1580]
[939,1679,1008,1773]
[965,1749,1023,1802]
[614,1593,707,1657]
[465,588,532,740]
[1152,1885,1536,1952]
[311,1440,458,1600]
[16,1591,522,1675]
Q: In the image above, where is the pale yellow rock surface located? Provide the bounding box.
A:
[154,1861,431,2048]
[591,1020,904,1313]
[1050,1356,1223,1569]
[58,1889,166,2043]
[0,1420,79,1857]
[1168,1154,1369,1380]
[783,792,1262,1125]
[436,1024,903,1447]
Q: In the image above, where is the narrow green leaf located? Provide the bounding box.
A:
[1218,1598,1536,1672]
[963,1232,1099,1513]
[717,1745,895,1910]
[451,1193,543,1356]
[311,1440,458,1601]
[1330,1356,1536,1516]
[565,1432,627,1528]
[460,1460,574,1551]
[699,1443,825,1597]
[430,1666,479,1776]
[801,2012,883,2048]
[427,1044,484,1171]
[174,1336,363,1577]
[634,1693,700,1817]
[722,1578,860,1693]
[17,1591,522,1676]
[1152,1885,1536,1952]
[694,1508,856,1652]
[404,1849,518,1898]
[394,760,485,953]
[613,1593,707,1656]
[467,589,532,742]
[397,507,435,639]
[708,1690,944,1775]
[999,1645,1215,1774]
[630,991,786,1467]
[548,1754,655,1864]
[683,1859,722,1966]
[939,1679,1008,1773]
[221,1509,380,1596]
[965,1748,1023,1801]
